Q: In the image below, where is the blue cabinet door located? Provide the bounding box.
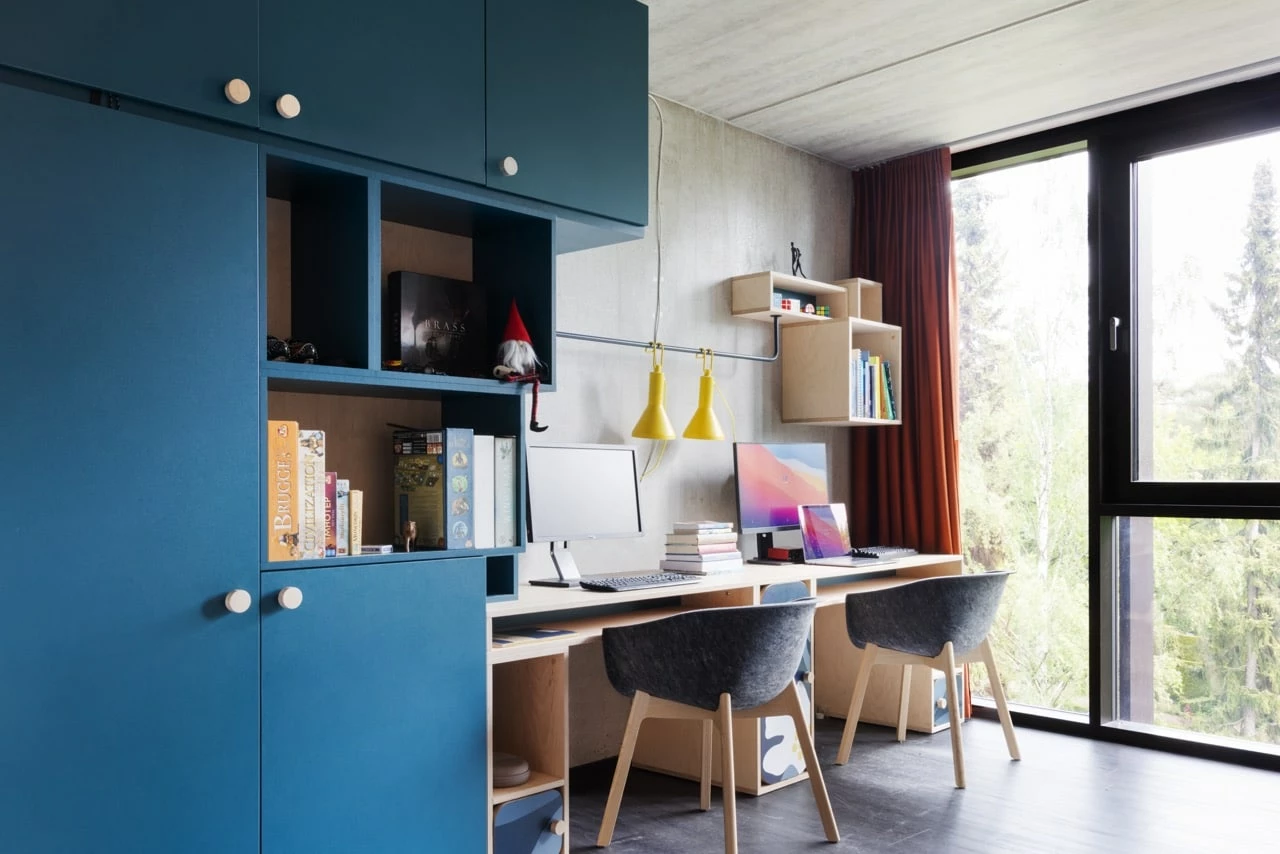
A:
[486,0,649,225]
[0,84,260,853]
[0,1,258,124]
[262,560,488,853]
[260,0,484,183]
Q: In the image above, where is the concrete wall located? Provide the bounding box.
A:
[522,97,853,766]
[525,96,853,583]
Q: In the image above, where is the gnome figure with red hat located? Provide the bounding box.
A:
[494,300,549,432]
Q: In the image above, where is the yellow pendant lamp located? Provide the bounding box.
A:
[632,344,677,440]
[683,349,725,441]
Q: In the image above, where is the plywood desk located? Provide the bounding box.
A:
[484,555,962,854]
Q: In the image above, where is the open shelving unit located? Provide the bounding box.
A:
[757,274,903,426]
[262,152,551,599]
[730,271,848,324]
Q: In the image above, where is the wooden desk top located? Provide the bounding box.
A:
[487,554,961,664]
[487,553,961,619]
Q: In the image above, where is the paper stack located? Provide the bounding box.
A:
[660,521,744,575]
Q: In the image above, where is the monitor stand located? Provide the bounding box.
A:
[747,532,791,566]
[529,541,582,588]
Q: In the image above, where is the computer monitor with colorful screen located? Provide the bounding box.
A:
[732,442,829,563]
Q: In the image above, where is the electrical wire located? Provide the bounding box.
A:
[648,93,665,344]
[714,373,738,444]
[640,439,668,481]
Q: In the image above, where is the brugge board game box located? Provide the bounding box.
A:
[393,428,475,550]
[385,271,487,376]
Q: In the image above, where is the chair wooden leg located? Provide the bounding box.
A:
[786,681,839,843]
[718,693,737,854]
[597,690,650,847]
[942,642,965,788]
[896,664,912,743]
[981,638,1021,761]
[700,719,713,811]
[836,643,878,764]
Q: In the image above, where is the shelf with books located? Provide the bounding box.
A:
[779,315,902,425]
[264,391,527,597]
[262,546,524,573]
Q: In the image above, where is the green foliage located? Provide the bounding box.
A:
[955,154,1280,741]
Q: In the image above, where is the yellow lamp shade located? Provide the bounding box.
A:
[632,366,677,440]
[683,370,725,441]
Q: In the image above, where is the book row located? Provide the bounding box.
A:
[267,421,365,561]
[266,422,519,562]
[850,350,897,420]
[392,428,518,551]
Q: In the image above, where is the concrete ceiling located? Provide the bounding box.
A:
[647,0,1280,167]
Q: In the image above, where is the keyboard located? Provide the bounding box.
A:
[852,545,918,559]
[579,572,702,593]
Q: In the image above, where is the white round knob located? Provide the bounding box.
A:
[278,586,304,610]
[224,78,251,105]
[548,819,567,836]
[936,697,948,710]
[276,93,301,119]
[224,589,252,614]
[499,156,519,177]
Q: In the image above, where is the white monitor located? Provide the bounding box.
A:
[526,443,643,585]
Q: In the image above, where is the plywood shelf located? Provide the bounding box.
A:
[780,317,902,424]
[731,271,851,322]
[731,307,835,325]
[491,770,564,805]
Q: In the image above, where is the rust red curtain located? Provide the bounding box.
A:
[849,148,961,555]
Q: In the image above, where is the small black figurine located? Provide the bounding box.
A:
[790,242,807,279]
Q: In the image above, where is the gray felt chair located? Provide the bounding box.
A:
[596,600,838,853]
[835,571,1020,788]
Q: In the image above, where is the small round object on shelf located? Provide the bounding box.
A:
[277,586,304,610]
[276,93,301,119]
[499,156,519,177]
[803,303,816,314]
[224,78,251,105]
[493,751,531,788]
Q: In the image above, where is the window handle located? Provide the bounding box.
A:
[1109,317,1122,352]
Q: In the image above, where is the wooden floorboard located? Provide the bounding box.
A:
[570,716,1280,852]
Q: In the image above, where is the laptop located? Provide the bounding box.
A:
[798,503,898,571]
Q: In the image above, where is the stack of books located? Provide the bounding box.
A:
[660,521,743,575]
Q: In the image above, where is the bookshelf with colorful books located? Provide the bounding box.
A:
[262,152,556,599]
[775,277,903,426]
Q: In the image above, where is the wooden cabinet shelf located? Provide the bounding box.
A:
[491,770,565,806]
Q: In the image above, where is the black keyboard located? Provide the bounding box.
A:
[853,545,918,559]
[579,572,702,593]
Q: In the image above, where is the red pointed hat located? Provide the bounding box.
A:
[503,301,533,344]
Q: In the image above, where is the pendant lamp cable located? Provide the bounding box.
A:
[648,93,665,344]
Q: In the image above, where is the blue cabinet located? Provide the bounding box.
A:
[0,84,260,853]
[486,0,649,225]
[261,559,488,852]
[0,0,258,125]
[260,0,485,183]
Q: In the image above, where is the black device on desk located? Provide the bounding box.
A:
[525,442,648,588]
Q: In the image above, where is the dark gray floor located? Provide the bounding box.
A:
[569,717,1280,853]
